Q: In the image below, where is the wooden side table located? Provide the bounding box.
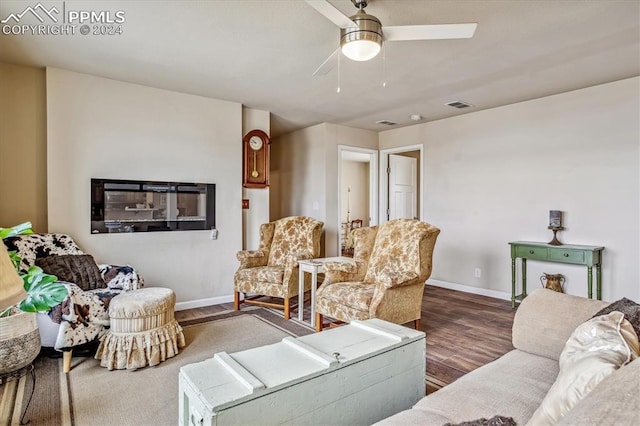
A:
[509,241,604,308]
[298,257,355,327]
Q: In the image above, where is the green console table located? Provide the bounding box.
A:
[509,241,604,308]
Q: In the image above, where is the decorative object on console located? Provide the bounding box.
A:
[547,209,564,245]
[540,272,565,293]
[242,129,270,188]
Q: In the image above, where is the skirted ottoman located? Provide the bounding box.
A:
[95,287,186,370]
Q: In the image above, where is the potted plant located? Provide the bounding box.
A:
[0,222,68,375]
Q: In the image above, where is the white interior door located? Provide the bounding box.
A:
[388,154,417,220]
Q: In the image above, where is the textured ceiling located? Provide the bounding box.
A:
[0,0,638,137]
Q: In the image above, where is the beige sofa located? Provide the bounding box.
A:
[377,289,640,425]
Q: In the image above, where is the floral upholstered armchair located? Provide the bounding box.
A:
[234,216,323,320]
[315,219,440,332]
[3,233,143,372]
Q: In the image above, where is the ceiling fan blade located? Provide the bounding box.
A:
[305,0,357,29]
[383,23,477,41]
[313,48,340,76]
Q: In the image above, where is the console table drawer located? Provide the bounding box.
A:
[515,245,548,259]
[548,249,584,263]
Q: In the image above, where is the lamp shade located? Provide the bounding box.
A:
[340,9,383,62]
[0,243,25,311]
[341,39,381,61]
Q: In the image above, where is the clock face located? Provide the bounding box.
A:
[249,136,263,151]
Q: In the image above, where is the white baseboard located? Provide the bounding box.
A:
[427,279,511,301]
[175,294,235,311]
[175,282,510,311]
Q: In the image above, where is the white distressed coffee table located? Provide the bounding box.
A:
[179,318,425,426]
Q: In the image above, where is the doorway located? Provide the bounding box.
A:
[379,145,423,223]
[337,145,378,256]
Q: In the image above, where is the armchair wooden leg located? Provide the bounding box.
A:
[315,314,324,332]
[63,350,72,373]
[284,297,290,320]
[234,291,240,311]
[413,318,421,330]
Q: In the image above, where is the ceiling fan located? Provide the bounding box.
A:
[306,0,477,75]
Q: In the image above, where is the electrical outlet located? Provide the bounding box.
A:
[211,228,218,240]
[474,268,482,278]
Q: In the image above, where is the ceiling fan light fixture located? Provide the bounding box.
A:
[341,39,381,61]
[340,10,383,61]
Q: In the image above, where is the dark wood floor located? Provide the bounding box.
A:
[175,286,516,392]
[421,286,516,390]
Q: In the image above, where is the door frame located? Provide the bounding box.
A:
[379,144,424,223]
[337,145,379,255]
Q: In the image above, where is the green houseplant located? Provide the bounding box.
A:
[0,222,68,374]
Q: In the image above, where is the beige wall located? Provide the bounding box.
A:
[0,63,47,232]
[380,77,640,302]
[271,123,378,256]
[46,68,243,306]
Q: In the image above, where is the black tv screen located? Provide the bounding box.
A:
[91,178,215,234]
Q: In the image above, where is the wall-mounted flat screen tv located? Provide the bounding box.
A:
[91,178,215,234]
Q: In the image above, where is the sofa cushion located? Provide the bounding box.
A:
[526,311,639,425]
[375,349,559,426]
[36,254,105,291]
[234,266,284,284]
[512,289,609,361]
[316,281,374,312]
[267,216,320,267]
[364,219,425,283]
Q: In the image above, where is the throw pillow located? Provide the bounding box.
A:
[526,311,640,425]
[36,254,105,291]
[444,415,517,426]
[592,297,640,340]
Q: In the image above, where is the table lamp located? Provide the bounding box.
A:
[0,243,26,311]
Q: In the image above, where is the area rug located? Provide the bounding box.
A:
[2,307,313,426]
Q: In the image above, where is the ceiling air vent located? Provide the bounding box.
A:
[376,120,398,126]
[446,101,473,109]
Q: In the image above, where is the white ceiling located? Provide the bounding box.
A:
[1,0,638,138]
